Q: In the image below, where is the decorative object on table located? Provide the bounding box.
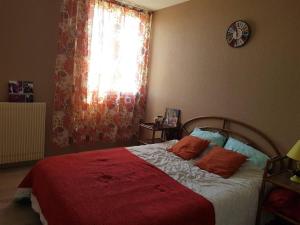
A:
[154,115,164,128]
[163,108,181,128]
[8,81,34,103]
[287,140,300,183]
[162,108,181,140]
[226,20,251,48]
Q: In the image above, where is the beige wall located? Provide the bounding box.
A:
[0,0,299,155]
[0,0,61,155]
[146,0,300,153]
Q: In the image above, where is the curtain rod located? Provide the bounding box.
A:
[113,0,153,13]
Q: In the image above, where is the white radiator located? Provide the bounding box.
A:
[0,102,46,165]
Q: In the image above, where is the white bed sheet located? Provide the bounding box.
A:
[127,140,264,225]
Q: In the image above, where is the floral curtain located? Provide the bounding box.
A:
[52,0,152,148]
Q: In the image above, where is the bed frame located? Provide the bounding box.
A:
[181,116,281,158]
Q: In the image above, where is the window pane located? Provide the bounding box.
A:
[87,4,143,103]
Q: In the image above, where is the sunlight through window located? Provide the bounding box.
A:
[87,4,144,103]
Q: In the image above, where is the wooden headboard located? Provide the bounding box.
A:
[181,116,281,158]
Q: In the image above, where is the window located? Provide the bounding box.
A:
[87,3,146,103]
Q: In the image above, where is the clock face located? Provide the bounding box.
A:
[226,20,250,48]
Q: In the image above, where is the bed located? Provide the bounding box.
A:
[15,116,281,225]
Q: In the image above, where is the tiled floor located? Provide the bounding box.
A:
[0,166,41,225]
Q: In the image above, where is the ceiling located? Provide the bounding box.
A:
[117,0,190,11]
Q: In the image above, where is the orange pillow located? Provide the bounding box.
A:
[168,136,209,160]
[195,147,247,178]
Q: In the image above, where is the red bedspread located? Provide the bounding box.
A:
[19,148,215,225]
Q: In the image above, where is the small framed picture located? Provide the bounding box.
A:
[8,81,34,103]
[23,81,34,93]
[8,81,23,94]
[163,108,181,128]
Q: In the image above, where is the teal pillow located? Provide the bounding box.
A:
[190,128,226,147]
[224,137,269,169]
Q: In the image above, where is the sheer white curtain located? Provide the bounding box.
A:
[87,1,146,103]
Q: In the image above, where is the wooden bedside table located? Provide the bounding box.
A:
[256,156,300,225]
[138,122,179,145]
[264,171,300,194]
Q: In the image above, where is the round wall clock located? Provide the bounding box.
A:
[226,20,251,48]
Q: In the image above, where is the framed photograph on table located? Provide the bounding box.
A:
[163,108,181,128]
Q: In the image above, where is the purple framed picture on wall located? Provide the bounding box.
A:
[8,81,34,102]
